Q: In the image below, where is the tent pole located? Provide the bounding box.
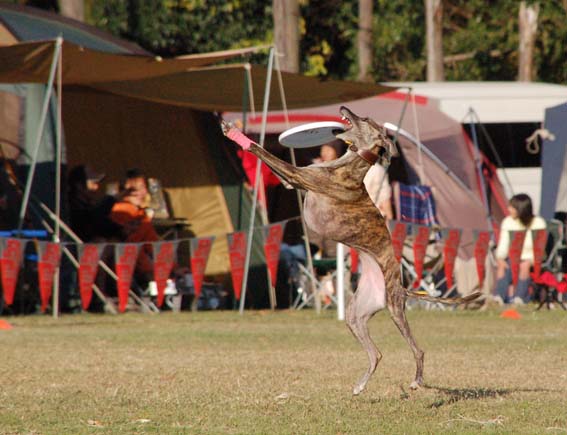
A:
[375,89,411,206]
[410,90,426,183]
[273,52,321,314]
[239,47,276,314]
[52,37,63,319]
[467,108,494,234]
[17,37,62,234]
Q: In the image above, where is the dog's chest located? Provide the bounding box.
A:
[303,192,340,236]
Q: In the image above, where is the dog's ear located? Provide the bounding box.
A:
[376,139,399,166]
[375,123,399,159]
[387,139,399,158]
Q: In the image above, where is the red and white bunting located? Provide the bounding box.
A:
[153,241,178,308]
[441,228,461,290]
[261,222,285,287]
[115,243,139,313]
[531,229,548,279]
[412,225,430,288]
[37,242,62,313]
[189,237,215,299]
[78,244,104,310]
[0,238,24,306]
[473,230,491,287]
[227,231,247,300]
[387,220,407,263]
[508,230,527,287]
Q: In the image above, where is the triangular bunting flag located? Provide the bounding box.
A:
[78,243,104,310]
[441,228,461,290]
[227,231,247,300]
[36,241,62,313]
[261,222,286,287]
[473,230,491,288]
[411,225,430,288]
[153,241,178,308]
[387,220,407,264]
[189,237,215,299]
[0,238,25,306]
[115,243,140,313]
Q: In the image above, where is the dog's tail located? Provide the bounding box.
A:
[405,289,483,305]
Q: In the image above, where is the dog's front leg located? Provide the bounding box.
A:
[224,125,325,192]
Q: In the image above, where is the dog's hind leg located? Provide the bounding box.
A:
[346,252,386,395]
[388,290,424,390]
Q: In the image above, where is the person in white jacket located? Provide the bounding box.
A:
[494,193,547,304]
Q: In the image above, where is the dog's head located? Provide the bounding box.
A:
[334,106,399,166]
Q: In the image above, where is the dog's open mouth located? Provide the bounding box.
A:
[339,107,354,130]
[336,107,354,144]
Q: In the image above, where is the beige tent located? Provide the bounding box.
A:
[0,38,393,275]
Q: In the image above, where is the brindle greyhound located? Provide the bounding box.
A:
[223,107,480,395]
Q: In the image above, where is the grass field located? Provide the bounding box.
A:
[1,306,567,435]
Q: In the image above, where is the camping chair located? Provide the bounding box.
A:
[533,219,567,310]
[148,177,192,241]
[293,248,355,310]
[392,182,448,305]
[543,219,566,274]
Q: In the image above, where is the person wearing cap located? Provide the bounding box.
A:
[68,164,123,243]
[110,168,160,284]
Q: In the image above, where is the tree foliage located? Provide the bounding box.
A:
[24,0,567,84]
[89,0,273,57]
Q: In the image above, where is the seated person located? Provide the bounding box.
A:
[110,168,160,284]
[494,193,547,304]
[68,164,124,242]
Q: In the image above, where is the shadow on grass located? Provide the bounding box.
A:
[425,385,556,408]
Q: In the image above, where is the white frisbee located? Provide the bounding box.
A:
[278,121,346,148]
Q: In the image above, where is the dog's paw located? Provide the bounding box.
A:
[409,380,423,391]
[352,384,366,396]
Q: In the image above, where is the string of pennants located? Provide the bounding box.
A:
[387,221,551,290]
[0,219,291,314]
[0,218,552,313]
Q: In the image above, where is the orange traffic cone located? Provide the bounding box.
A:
[0,319,13,330]
[500,308,522,320]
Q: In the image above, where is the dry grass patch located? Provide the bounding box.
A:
[0,307,566,434]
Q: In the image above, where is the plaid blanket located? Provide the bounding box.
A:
[397,183,439,226]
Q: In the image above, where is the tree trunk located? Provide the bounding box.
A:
[518,1,539,82]
[273,0,300,73]
[58,0,84,22]
[357,0,373,83]
[425,0,444,81]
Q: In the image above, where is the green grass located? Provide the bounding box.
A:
[1,307,567,434]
